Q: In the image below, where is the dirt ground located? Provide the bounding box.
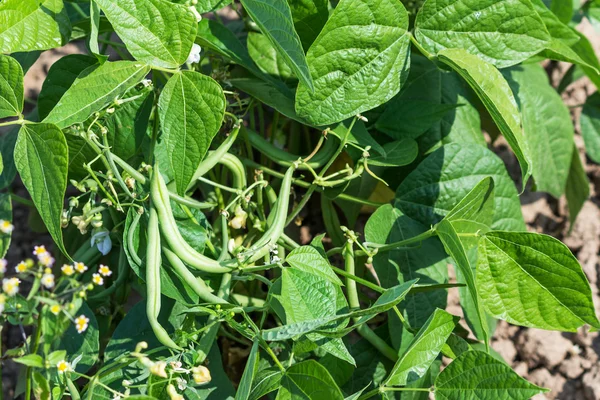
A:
[2,18,600,400]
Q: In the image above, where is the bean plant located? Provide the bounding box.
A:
[0,0,599,399]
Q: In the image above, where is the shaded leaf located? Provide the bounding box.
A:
[276,360,344,400]
[285,246,343,286]
[565,148,589,226]
[0,55,23,119]
[367,140,418,167]
[289,0,329,50]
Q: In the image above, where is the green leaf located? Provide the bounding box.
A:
[289,0,329,50]
[414,0,549,68]
[365,205,448,328]
[436,219,489,346]
[438,48,532,188]
[15,123,68,256]
[236,339,259,400]
[247,32,295,82]
[285,246,343,286]
[0,128,18,190]
[478,231,600,331]
[386,309,458,386]
[240,0,313,91]
[0,55,23,119]
[43,61,150,129]
[14,354,44,368]
[367,139,418,167]
[565,148,589,226]
[104,86,153,160]
[444,177,494,228]
[571,31,600,90]
[330,119,386,157]
[295,0,411,125]
[249,367,282,400]
[32,371,50,400]
[581,92,600,163]
[89,0,101,56]
[94,0,197,69]
[435,350,546,399]
[0,193,12,258]
[37,54,99,120]
[46,350,66,366]
[58,302,99,374]
[503,63,574,197]
[276,360,344,400]
[0,0,71,54]
[376,101,457,141]
[395,143,525,232]
[157,71,226,195]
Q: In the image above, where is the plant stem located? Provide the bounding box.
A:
[9,193,34,207]
[343,241,398,362]
[409,33,435,60]
[329,265,384,293]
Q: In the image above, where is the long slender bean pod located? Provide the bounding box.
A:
[150,167,233,273]
[162,247,228,304]
[245,128,337,170]
[146,207,182,350]
[239,165,295,264]
[187,124,241,191]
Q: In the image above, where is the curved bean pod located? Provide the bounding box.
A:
[146,206,182,350]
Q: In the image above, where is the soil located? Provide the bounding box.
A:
[2,17,600,400]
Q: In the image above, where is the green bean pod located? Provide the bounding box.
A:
[162,247,228,304]
[146,206,182,350]
[150,166,233,273]
[245,128,337,169]
[240,165,295,264]
[187,125,241,191]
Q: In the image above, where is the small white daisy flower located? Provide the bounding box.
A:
[56,360,71,373]
[38,253,55,267]
[0,220,14,234]
[15,261,28,273]
[98,264,112,277]
[74,262,88,273]
[92,273,104,286]
[50,304,61,315]
[61,264,75,276]
[0,259,6,274]
[75,314,89,333]
[41,272,55,289]
[0,294,5,314]
[2,277,20,296]
[33,245,48,258]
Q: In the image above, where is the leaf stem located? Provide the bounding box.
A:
[409,33,435,60]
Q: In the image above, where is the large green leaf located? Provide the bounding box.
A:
[247,32,295,82]
[37,54,99,120]
[386,309,458,386]
[565,148,589,226]
[478,231,600,331]
[0,193,12,258]
[414,0,549,68]
[43,61,150,129]
[157,71,226,195]
[436,219,489,346]
[0,0,71,54]
[295,0,411,125]
[0,129,18,190]
[240,0,312,91]
[289,0,329,50]
[285,246,343,286]
[571,31,600,90]
[0,55,23,119]
[364,205,448,328]
[395,143,525,232]
[367,140,418,167]
[435,351,546,399]
[438,49,532,187]
[237,339,259,400]
[581,92,600,163]
[15,123,68,256]
[94,0,197,69]
[276,360,344,400]
[503,64,574,197]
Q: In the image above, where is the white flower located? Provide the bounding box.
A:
[0,294,5,314]
[167,384,184,400]
[186,43,202,65]
[39,253,55,267]
[61,264,75,276]
[56,360,71,373]
[2,277,20,296]
[0,220,13,234]
[0,259,6,274]
[41,272,55,289]
[98,264,112,277]
[15,261,28,273]
[91,228,112,255]
[92,273,104,286]
[33,245,48,258]
[50,304,61,315]
[75,315,89,333]
[74,262,87,273]
[150,361,168,378]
